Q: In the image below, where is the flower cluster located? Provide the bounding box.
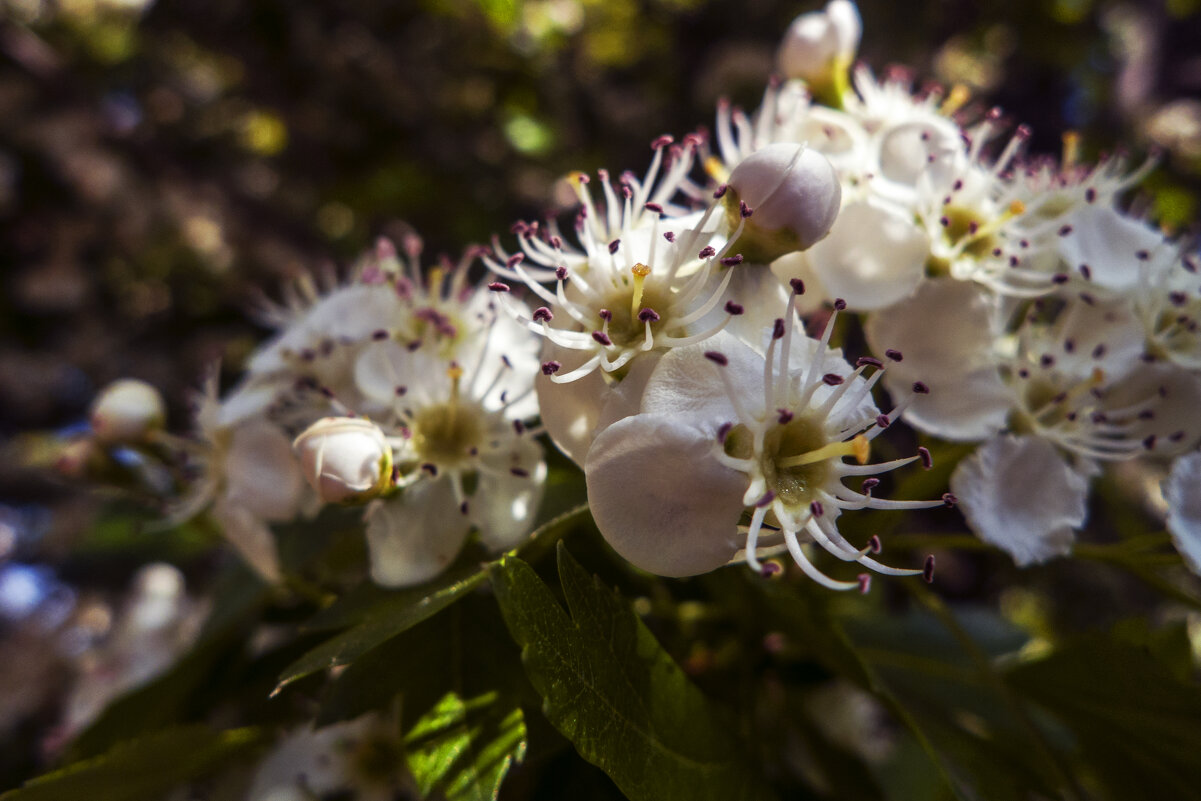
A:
[75,0,1201,591]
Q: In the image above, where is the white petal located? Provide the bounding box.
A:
[535,340,611,467]
[1164,453,1201,576]
[637,332,753,430]
[806,199,929,310]
[212,500,282,583]
[223,421,306,522]
[1057,206,1167,292]
[364,480,472,588]
[585,413,748,576]
[950,435,1087,566]
[472,436,547,551]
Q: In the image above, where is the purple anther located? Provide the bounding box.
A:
[421,463,438,476]
[1143,434,1157,450]
[923,555,936,583]
[608,239,620,254]
[1051,273,1069,285]
[942,492,957,507]
[724,300,744,315]
[862,477,880,491]
[488,281,510,292]
[756,491,776,508]
[510,467,530,478]
[713,184,728,199]
[541,361,562,375]
[555,265,568,280]
[790,278,806,295]
[777,409,794,424]
[663,231,676,242]
[810,501,824,517]
[857,356,883,368]
[917,446,933,469]
[644,202,664,213]
[1170,291,1188,307]
[1064,338,1076,353]
[869,535,882,554]
[598,308,612,321]
[532,306,553,322]
[876,413,891,428]
[739,200,753,218]
[833,298,847,311]
[913,381,930,394]
[761,562,782,578]
[638,307,661,323]
[885,349,903,362]
[513,419,526,435]
[704,351,729,366]
[394,385,407,396]
[1136,249,1150,261]
[823,373,845,386]
[857,574,872,594]
[1058,225,1073,237]
[372,329,389,340]
[592,331,613,346]
[721,254,745,266]
[1040,354,1055,368]
[698,245,717,259]
[506,253,524,269]
[1084,187,1097,203]
[651,134,673,149]
[717,421,733,443]
[939,216,951,227]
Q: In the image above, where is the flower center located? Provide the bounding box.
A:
[595,267,671,348]
[409,367,484,467]
[726,416,869,508]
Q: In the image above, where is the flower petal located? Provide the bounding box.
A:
[472,436,547,551]
[364,479,471,587]
[1164,452,1201,576]
[585,413,748,576]
[950,435,1087,566]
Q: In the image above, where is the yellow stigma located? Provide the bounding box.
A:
[428,266,446,296]
[1008,199,1026,216]
[630,262,651,318]
[1062,131,1080,168]
[776,435,870,469]
[940,84,971,116]
[447,364,463,407]
[704,155,729,183]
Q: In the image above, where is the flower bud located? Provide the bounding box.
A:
[89,379,166,443]
[725,143,842,263]
[293,417,393,504]
[776,0,861,100]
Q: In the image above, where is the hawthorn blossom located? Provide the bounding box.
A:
[353,337,545,587]
[776,0,861,97]
[89,379,166,443]
[1164,452,1201,576]
[586,290,945,590]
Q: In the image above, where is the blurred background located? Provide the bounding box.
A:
[1,0,1200,792]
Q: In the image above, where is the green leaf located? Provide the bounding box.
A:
[405,691,527,801]
[0,726,263,801]
[1006,636,1201,800]
[274,565,489,692]
[490,543,774,801]
[281,502,594,695]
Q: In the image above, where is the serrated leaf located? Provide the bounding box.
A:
[490,543,773,801]
[1006,636,1201,800]
[0,726,263,801]
[280,503,595,695]
[405,691,527,801]
[275,567,488,692]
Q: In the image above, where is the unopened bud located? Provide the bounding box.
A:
[89,379,166,443]
[776,0,861,98]
[725,143,841,263]
[293,417,393,504]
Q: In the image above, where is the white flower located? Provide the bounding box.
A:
[246,717,404,801]
[89,379,166,443]
[354,343,545,588]
[1055,205,1170,294]
[949,434,1087,566]
[723,143,842,262]
[293,417,393,504]
[1164,452,1201,576]
[776,1,861,96]
[165,374,308,582]
[586,291,946,590]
